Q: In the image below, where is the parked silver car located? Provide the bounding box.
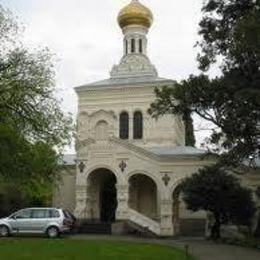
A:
[0,208,75,238]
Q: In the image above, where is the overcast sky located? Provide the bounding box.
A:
[1,0,215,150]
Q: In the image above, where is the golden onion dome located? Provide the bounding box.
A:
[118,0,153,29]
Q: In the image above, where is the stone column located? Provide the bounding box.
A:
[135,37,139,54]
[74,159,88,220]
[172,195,180,236]
[74,185,87,220]
[116,184,129,220]
[129,113,133,140]
[85,183,96,220]
[143,37,147,56]
[124,38,127,55]
[160,199,174,236]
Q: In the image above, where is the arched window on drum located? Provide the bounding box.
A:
[133,111,143,139]
[119,112,129,139]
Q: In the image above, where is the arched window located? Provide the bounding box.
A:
[95,120,109,140]
[120,112,129,139]
[139,39,143,54]
[131,39,135,53]
[133,111,143,139]
[125,39,128,54]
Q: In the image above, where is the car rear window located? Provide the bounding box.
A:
[49,209,60,218]
[62,210,71,219]
[62,210,76,221]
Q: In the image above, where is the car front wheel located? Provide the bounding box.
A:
[0,225,9,237]
[46,226,59,239]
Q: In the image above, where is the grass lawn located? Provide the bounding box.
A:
[0,238,195,260]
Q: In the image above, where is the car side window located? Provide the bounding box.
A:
[49,209,60,218]
[14,209,32,219]
[31,209,47,219]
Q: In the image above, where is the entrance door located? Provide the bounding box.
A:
[87,168,118,223]
[100,173,117,222]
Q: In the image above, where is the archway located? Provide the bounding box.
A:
[128,174,158,220]
[87,168,117,223]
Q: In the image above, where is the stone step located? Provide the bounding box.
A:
[112,221,158,238]
[77,221,112,234]
[126,220,158,238]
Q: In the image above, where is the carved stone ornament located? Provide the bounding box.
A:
[77,138,95,150]
[119,160,127,172]
[110,54,158,78]
[162,174,170,186]
[78,161,86,173]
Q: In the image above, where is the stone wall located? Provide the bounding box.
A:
[76,85,185,149]
[52,166,76,213]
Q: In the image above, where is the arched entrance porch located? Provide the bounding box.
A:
[128,174,158,220]
[87,168,117,223]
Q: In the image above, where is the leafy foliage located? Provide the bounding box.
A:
[0,183,28,217]
[0,5,73,213]
[150,0,260,166]
[197,0,260,72]
[180,165,256,239]
[149,85,196,147]
[0,35,73,148]
[0,117,60,216]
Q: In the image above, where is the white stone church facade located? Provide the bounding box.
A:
[54,0,215,237]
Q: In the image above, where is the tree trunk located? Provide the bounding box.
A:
[211,216,221,240]
[254,215,260,237]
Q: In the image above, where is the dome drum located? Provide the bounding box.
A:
[122,25,148,37]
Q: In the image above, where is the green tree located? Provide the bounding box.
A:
[0,5,73,147]
[180,165,256,239]
[0,5,73,213]
[0,124,61,216]
[149,0,260,166]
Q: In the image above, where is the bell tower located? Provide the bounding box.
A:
[110,0,158,79]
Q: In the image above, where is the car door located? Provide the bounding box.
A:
[11,209,32,233]
[30,209,48,232]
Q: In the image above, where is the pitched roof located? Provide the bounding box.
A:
[60,146,207,166]
[75,76,175,91]
[147,146,207,157]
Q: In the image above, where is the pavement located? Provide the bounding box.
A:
[69,234,260,260]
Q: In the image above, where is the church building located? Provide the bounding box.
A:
[54,0,215,237]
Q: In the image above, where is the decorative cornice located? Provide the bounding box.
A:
[110,54,158,79]
[89,109,117,120]
[75,79,176,93]
[77,138,95,150]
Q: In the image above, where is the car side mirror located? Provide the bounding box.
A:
[10,215,17,220]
